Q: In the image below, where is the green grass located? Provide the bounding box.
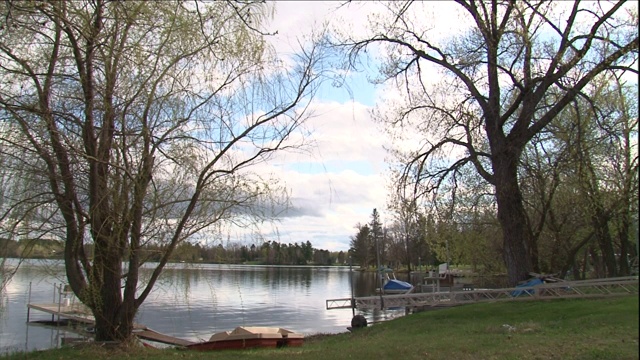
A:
[3,296,638,360]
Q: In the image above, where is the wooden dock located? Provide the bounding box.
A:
[27,301,194,347]
[326,276,639,310]
[27,302,94,324]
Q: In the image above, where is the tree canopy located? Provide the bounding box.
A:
[340,0,638,284]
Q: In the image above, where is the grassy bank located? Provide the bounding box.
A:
[4,296,638,360]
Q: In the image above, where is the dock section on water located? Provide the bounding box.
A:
[26,283,195,347]
[27,302,195,347]
[27,302,95,324]
[326,276,639,310]
[27,283,94,324]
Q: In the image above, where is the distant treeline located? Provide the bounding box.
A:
[1,238,64,259]
[146,240,346,265]
[0,238,347,266]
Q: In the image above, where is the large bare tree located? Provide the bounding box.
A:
[341,0,638,285]
[0,0,324,341]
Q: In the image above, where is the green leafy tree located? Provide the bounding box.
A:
[526,75,639,277]
[349,223,372,268]
[387,192,419,270]
[0,0,324,341]
[303,240,314,263]
[370,208,385,267]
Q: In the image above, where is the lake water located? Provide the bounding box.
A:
[0,259,405,354]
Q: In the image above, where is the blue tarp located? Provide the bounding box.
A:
[511,278,544,297]
[384,279,413,291]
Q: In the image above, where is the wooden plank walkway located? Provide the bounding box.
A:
[327,276,639,310]
[27,303,95,324]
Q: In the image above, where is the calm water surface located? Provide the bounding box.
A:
[1,259,404,353]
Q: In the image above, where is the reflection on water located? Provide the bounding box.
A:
[1,260,404,354]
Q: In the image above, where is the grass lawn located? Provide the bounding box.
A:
[3,295,638,360]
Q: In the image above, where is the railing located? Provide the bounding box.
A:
[326,276,638,310]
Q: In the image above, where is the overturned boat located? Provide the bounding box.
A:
[186,326,304,351]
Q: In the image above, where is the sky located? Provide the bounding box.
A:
[249,2,470,252]
[243,2,393,252]
[241,2,473,252]
[239,1,639,253]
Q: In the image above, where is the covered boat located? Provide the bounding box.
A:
[186,326,304,351]
[511,277,545,297]
[377,268,414,294]
[384,278,414,293]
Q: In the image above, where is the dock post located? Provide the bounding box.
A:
[56,283,62,325]
[27,281,32,322]
[349,256,355,316]
[52,283,56,322]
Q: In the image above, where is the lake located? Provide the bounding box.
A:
[0,259,405,354]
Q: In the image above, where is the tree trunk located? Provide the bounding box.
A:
[580,250,589,279]
[91,244,139,342]
[559,231,595,280]
[571,259,581,280]
[493,152,533,286]
[528,236,540,274]
[405,233,412,273]
[588,246,604,278]
[618,216,630,276]
[591,204,618,277]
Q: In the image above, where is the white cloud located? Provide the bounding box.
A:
[236,2,467,252]
[268,1,387,50]
[245,99,389,251]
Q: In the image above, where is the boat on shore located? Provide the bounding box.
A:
[186,326,304,351]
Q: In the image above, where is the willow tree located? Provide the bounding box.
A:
[0,0,323,341]
[0,147,40,291]
[342,0,638,285]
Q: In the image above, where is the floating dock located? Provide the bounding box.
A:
[26,283,195,347]
[27,302,94,324]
